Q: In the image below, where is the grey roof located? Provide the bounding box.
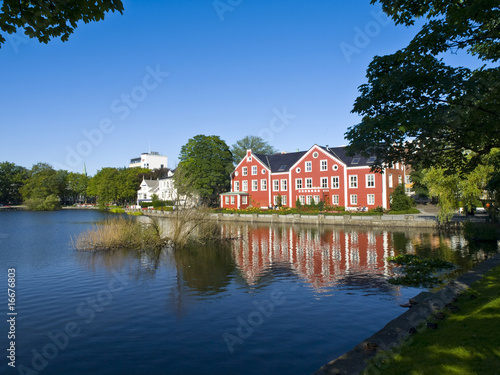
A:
[254,151,307,173]
[253,146,376,170]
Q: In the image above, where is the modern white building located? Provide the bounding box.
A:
[129,152,168,170]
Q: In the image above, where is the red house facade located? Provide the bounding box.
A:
[220,145,406,210]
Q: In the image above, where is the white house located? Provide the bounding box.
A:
[136,170,198,207]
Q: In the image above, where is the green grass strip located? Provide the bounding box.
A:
[364,264,500,375]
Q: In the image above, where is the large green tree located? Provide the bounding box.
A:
[0,162,28,205]
[346,0,500,173]
[177,135,233,206]
[230,135,278,164]
[0,0,124,47]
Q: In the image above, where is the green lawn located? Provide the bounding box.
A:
[364,264,500,375]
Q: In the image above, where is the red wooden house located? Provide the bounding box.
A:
[220,145,406,210]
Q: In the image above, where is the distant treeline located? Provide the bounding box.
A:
[0,161,171,210]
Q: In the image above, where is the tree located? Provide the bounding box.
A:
[177,135,233,206]
[346,0,500,173]
[230,135,278,164]
[0,0,124,47]
[20,163,59,200]
[66,172,89,203]
[0,162,28,205]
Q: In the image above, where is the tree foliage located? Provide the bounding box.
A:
[0,0,124,47]
[389,183,414,211]
[346,0,500,172]
[0,161,27,204]
[230,135,278,164]
[177,135,233,206]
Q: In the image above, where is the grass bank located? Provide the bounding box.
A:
[363,263,500,375]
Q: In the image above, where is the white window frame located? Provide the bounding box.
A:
[321,177,328,188]
[350,194,357,205]
[261,179,267,191]
[242,181,248,192]
[242,196,248,205]
[251,165,257,175]
[296,178,302,189]
[299,195,305,205]
[367,194,375,205]
[314,195,320,204]
[350,175,358,188]
[282,195,287,206]
[230,195,235,205]
[331,176,339,189]
[332,195,339,205]
[321,160,328,171]
[306,195,312,205]
[234,181,240,192]
[366,174,375,188]
[306,178,312,188]
[281,179,287,191]
[305,161,312,172]
[242,167,247,176]
[273,180,279,191]
[252,180,258,191]
[225,196,229,204]
[388,174,393,188]
[398,175,402,184]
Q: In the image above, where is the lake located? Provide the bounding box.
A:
[0,209,496,375]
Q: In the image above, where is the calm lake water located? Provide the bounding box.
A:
[0,210,496,375]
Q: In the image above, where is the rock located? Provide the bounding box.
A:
[363,342,378,352]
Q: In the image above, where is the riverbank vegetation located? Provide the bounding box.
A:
[363,264,500,375]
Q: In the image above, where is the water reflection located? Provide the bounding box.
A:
[76,222,497,296]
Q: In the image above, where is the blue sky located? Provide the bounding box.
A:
[0,0,480,175]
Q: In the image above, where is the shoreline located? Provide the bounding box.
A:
[312,253,500,375]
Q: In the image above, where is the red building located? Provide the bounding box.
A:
[220,145,406,210]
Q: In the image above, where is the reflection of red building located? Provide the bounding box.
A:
[220,145,406,210]
[222,224,397,289]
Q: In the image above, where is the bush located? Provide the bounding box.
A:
[390,184,415,211]
[25,194,61,211]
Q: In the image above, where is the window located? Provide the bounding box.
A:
[225,196,229,204]
[332,195,339,205]
[321,177,328,188]
[252,166,257,175]
[350,175,358,188]
[296,167,301,173]
[367,194,375,205]
[398,175,402,184]
[242,181,248,191]
[305,161,312,172]
[306,178,312,188]
[314,195,320,204]
[230,196,235,205]
[282,195,287,206]
[273,180,279,191]
[367,156,376,163]
[351,157,360,165]
[332,176,339,189]
[247,157,252,162]
[278,165,287,172]
[261,179,267,191]
[242,167,247,176]
[313,151,319,158]
[405,175,411,184]
[234,181,240,192]
[281,179,287,191]
[366,174,375,188]
[306,195,312,205]
[299,195,305,205]
[262,168,266,174]
[350,194,357,205]
[242,196,248,205]
[296,178,302,189]
[321,160,328,171]
[332,164,338,171]
[252,180,258,191]
[388,174,393,188]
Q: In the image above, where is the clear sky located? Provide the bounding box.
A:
[0,0,479,175]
